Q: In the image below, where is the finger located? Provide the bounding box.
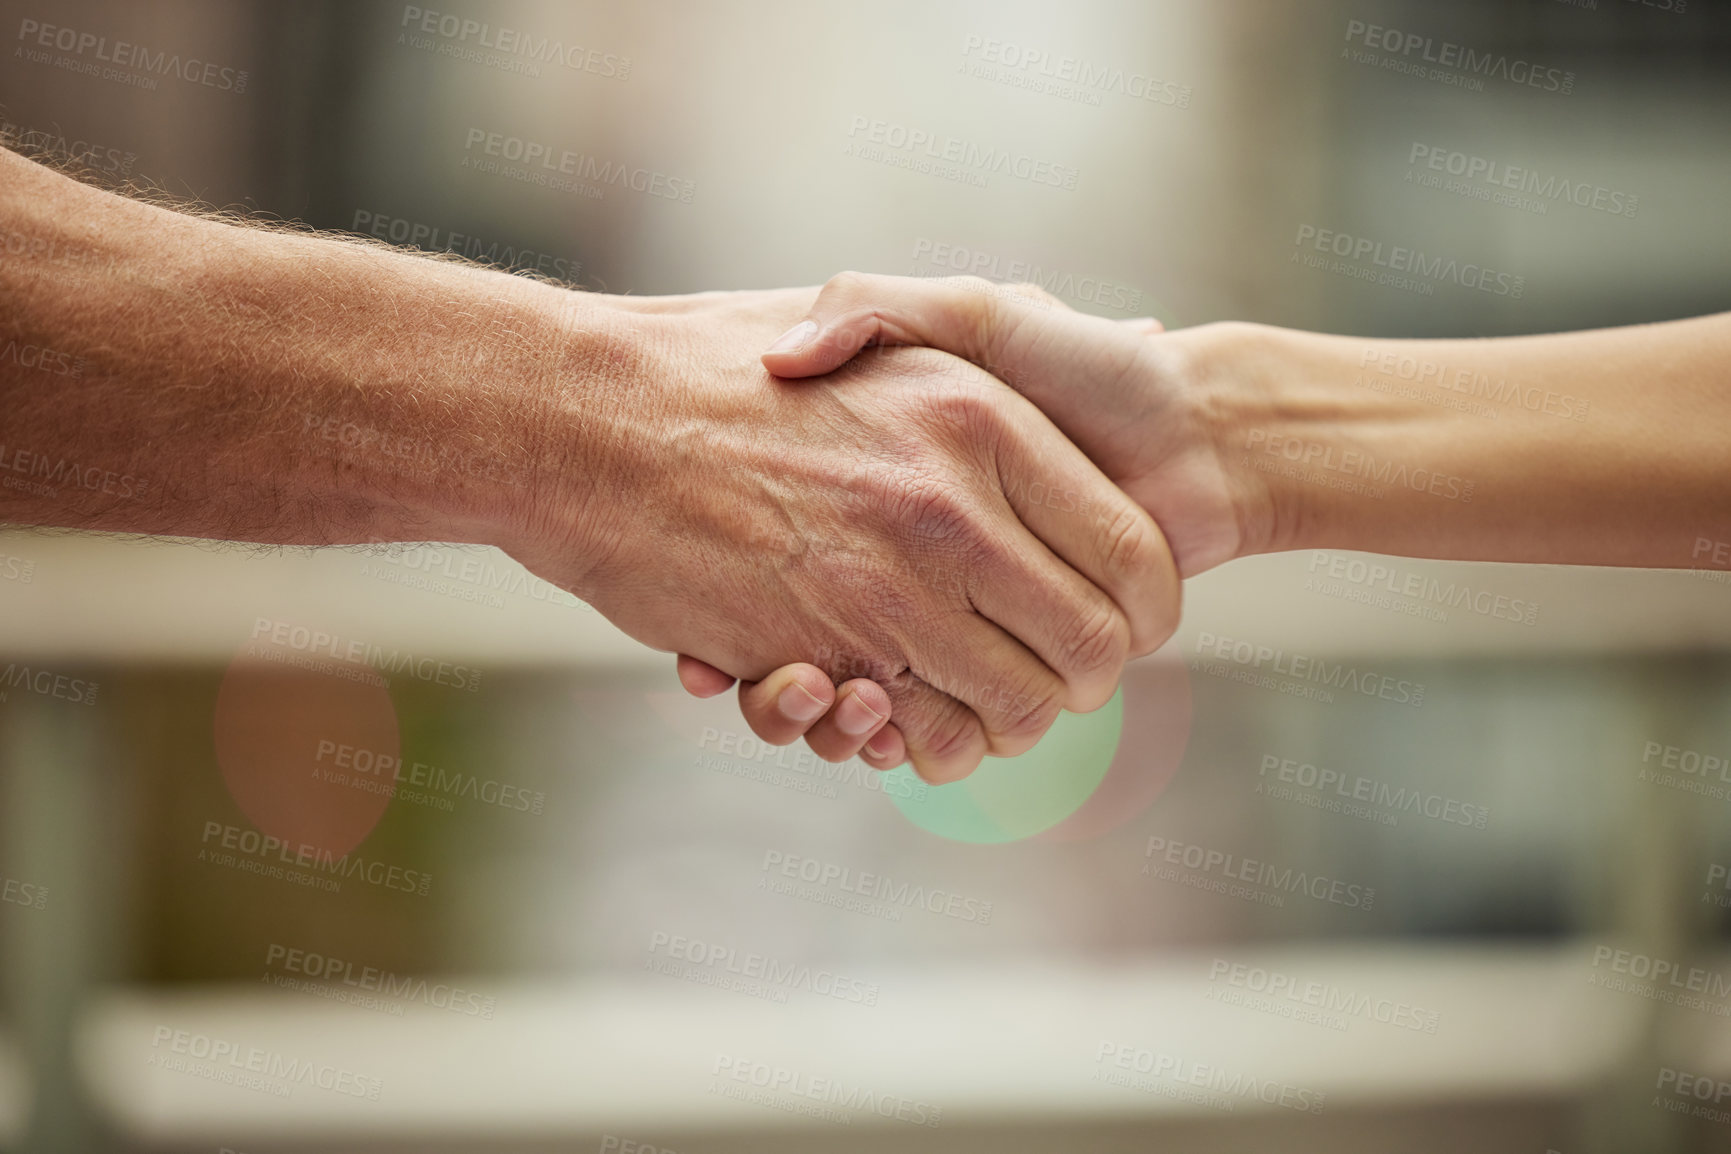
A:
[762,271,1056,379]
[801,678,894,764]
[896,608,1066,761]
[861,723,906,770]
[735,664,836,746]
[881,672,990,785]
[1119,316,1165,335]
[993,404,1181,665]
[965,507,1136,715]
[677,654,738,698]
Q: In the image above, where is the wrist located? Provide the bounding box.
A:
[416,281,649,599]
[343,271,556,547]
[325,252,645,602]
[1159,320,1304,563]
[1171,320,1408,561]
[1176,320,1479,562]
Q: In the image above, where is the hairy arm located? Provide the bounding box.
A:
[0,144,599,553]
[1,162,1180,782]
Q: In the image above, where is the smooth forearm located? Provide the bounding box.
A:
[1180,316,1731,568]
[0,148,624,561]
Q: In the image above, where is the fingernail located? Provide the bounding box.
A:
[779,681,828,723]
[866,729,897,758]
[766,319,818,354]
[835,692,883,736]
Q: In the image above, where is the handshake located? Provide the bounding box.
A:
[546,273,1717,784]
[537,272,1256,785]
[6,141,1708,779]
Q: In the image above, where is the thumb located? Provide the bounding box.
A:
[761,310,922,380]
[761,271,1023,379]
[762,318,853,378]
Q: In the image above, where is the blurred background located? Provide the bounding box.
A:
[3,0,1731,1150]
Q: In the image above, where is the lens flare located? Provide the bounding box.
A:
[213,645,399,858]
[888,652,1191,844]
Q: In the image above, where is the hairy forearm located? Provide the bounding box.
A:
[0,147,623,558]
[1180,315,1731,568]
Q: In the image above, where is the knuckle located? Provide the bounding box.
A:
[901,472,970,526]
[998,688,1062,741]
[1059,600,1130,679]
[887,471,982,552]
[916,379,1007,443]
[932,666,1059,741]
[918,707,984,766]
[822,269,872,303]
[932,396,995,444]
[1098,502,1162,584]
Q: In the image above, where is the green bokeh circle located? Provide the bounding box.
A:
[886,688,1124,843]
